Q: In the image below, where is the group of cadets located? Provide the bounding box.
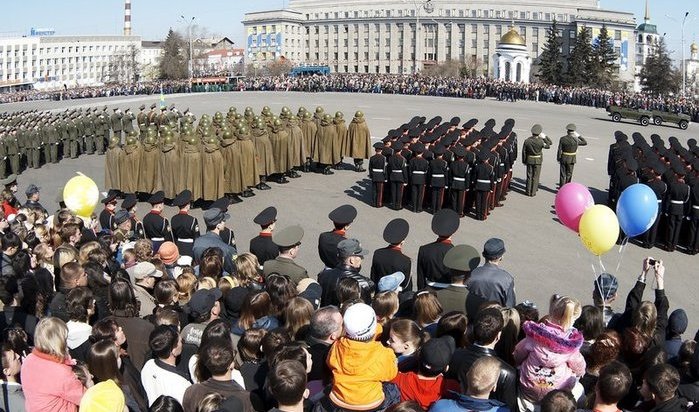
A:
[103,104,372,203]
[369,116,518,220]
[607,131,699,254]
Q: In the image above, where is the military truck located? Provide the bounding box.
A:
[606,105,690,129]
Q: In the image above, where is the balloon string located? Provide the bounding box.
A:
[616,236,628,273]
[77,171,85,177]
[598,255,606,273]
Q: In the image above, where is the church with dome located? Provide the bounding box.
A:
[492,27,531,83]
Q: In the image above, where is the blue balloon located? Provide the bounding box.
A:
[616,184,659,237]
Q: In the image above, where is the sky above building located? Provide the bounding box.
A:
[2,0,696,63]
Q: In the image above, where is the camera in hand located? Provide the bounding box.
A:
[648,258,656,266]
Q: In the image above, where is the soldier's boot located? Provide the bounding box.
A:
[288,169,301,178]
[354,159,366,173]
[241,188,255,197]
[256,176,271,190]
[323,166,335,175]
[303,159,311,173]
[227,193,243,203]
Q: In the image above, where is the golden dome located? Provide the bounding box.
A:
[692,42,698,53]
[500,28,526,46]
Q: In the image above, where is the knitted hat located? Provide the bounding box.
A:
[343,303,377,341]
[157,241,179,265]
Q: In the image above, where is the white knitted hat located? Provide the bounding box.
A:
[343,303,377,341]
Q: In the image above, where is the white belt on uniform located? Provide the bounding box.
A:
[477,179,491,184]
[151,237,165,241]
[693,205,699,210]
[178,238,194,243]
[657,200,662,203]
[371,169,384,172]
[432,174,445,178]
[412,171,426,174]
[392,170,404,173]
[453,177,466,181]
[670,200,684,205]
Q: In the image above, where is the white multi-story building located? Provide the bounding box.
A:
[0,34,141,92]
[139,40,164,81]
[243,0,638,85]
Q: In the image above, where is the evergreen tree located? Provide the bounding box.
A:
[159,29,187,80]
[592,25,618,88]
[566,26,594,86]
[538,19,564,85]
[639,37,681,96]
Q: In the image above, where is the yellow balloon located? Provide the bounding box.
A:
[63,174,100,218]
[579,205,620,256]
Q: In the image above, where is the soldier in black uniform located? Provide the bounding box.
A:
[318,204,356,268]
[665,166,690,252]
[387,142,408,210]
[368,142,387,208]
[249,206,279,265]
[688,175,699,255]
[170,190,200,258]
[370,218,412,291]
[408,143,429,213]
[449,145,470,217]
[641,165,667,249]
[429,145,449,213]
[417,209,459,289]
[142,190,173,250]
[121,194,143,240]
[473,151,495,221]
[98,190,119,234]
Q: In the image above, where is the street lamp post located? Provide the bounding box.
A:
[179,15,196,88]
[409,0,434,74]
[681,12,689,97]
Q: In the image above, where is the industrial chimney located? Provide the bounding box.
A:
[124,0,132,36]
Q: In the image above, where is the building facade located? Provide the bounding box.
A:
[0,34,141,91]
[243,0,638,85]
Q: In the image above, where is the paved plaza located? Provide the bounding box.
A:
[3,91,696,331]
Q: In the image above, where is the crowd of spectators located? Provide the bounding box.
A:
[2,74,699,121]
[0,171,696,412]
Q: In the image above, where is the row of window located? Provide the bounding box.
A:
[0,44,130,54]
[305,9,570,23]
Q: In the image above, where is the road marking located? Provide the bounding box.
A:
[585,136,600,140]
[370,117,393,121]
[585,157,595,161]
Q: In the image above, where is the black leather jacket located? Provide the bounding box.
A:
[448,344,519,412]
[318,264,375,307]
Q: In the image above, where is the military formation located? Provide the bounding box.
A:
[607,131,699,254]
[102,104,372,203]
[368,116,518,220]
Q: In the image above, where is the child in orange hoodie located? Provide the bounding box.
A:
[326,303,399,411]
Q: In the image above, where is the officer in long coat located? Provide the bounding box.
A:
[220,129,243,202]
[137,131,161,195]
[171,190,200,257]
[368,143,387,208]
[269,119,292,183]
[332,112,347,169]
[250,206,279,266]
[287,115,306,176]
[300,112,318,171]
[318,204,356,269]
[557,123,588,187]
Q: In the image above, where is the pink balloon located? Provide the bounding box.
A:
[555,182,595,233]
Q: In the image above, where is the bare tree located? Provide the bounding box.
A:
[266,59,293,77]
[460,55,484,78]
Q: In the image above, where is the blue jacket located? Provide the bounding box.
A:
[430,393,509,412]
[192,232,237,274]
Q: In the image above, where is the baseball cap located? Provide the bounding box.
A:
[377,272,405,293]
[420,335,455,373]
[188,288,223,318]
[129,262,163,280]
[343,303,377,341]
[337,238,369,259]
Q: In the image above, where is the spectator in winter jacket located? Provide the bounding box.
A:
[513,295,586,407]
[20,317,86,412]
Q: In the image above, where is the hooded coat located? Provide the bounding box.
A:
[513,320,586,403]
[316,118,338,165]
[220,138,243,194]
[237,133,260,188]
[119,142,142,194]
[301,117,318,161]
[138,140,161,194]
[201,142,225,201]
[252,128,277,176]
[346,116,372,159]
[269,127,291,172]
[287,118,306,168]
[180,140,203,201]
[160,141,179,199]
[105,142,122,191]
[333,118,347,164]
